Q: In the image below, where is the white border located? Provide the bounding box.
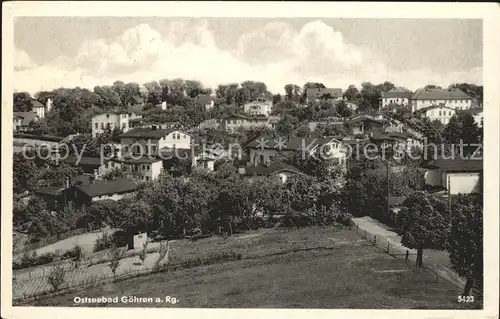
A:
[2,2,499,319]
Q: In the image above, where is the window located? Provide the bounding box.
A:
[142,164,146,170]
[259,155,265,164]
[438,111,442,116]
[100,123,104,129]
[183,135,186,139]
[146,176,149,181]
[151,145,157,153]
[106,114,110,119]
[146,165,150,171]
[95,123,98,129]
[173,144,176,148]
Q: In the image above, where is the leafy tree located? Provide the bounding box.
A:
[396,191,449,267]
[47,264,66,292]
[108,246,123,277]
[448,195,483,296]
[185,80,204,98]
[343,85,361,102]
[13,92,33,112]
[337,100,353,118]
[139,242,148,264]
[143,81,163,105]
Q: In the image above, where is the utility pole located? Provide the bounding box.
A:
[448,175,452,227]
[386,160,390,216]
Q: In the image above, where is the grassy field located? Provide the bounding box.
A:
[29,227,478,309]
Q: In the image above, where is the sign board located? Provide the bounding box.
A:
[133,232,148,250]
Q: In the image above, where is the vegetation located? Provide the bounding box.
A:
[47,265,66,292]
[108,246,123,277]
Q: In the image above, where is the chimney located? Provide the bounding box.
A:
[161,101,167,111]
[46,98,53,112]
[93,169,99,181]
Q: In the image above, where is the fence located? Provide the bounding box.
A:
[348,219,483,298]
[14,227,106,255]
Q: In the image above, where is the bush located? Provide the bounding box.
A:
[93,232,113,252]
[13,251,57,270]
[111,230,131,248]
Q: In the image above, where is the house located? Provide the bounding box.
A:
[239,163,304,184]
[344,114,389,136]
[120,128,191,156]
[111,156,164,182]
[245,135,346,168]
[381,89,412,108]
[30,100,46,118]
[243,99,272,117]
[34,186,68,212]
[13,112,39,132]
[268,116,282,130]
[410,88,472,113]
[191,147,227,172]
[420,159,482,195]
[91,105,144,138]
[220,114,271,132]
[197,119,221,130]
[63,155,110,177]
[71,178,138,208]
[415,104,456,126]
[306,88,343,104]
[369,130,423,155]
[194,94,215,110]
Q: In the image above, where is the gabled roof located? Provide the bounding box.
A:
[306,88,343,99]
[63,155,108,166]
[344,114,387,125]
[13,112,39,127]
[421,159,483,172]
[75,178,138,197]
[121,127,176,139]
[30,100,44,108]
[244,163,303,176]
[411,88,472,100]
[34,186,65,196]
[382,91,412,99]
[416,104,456,113]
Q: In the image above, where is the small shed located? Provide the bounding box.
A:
[133,232,148,250]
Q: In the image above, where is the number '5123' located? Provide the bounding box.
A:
[458,296,474,303]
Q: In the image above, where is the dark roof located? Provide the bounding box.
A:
[117,156,164,164]
[13,112,39,127]
[411,88,472,100]
[75,178,138,197]
[30,100,44,108]
[64,156,108,166]
[382,91,412,99]
[344,115,386,125]
[244,163,303,176]
[34,186,65,196]
[370,131,399,142]
[71,174,92,186]
[306,88,343,99]
[389,196,407,207]
[159,147,193,159]
[422,159,483,172]
[121,127,176,139]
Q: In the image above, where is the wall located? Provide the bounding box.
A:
[425,107,456,125]
[243,101,272,117]
[446,172,481,194]
[121,137,161,156]
[412,99,472,112]
[92,113,129,138]
[159,131,191,149]
[33,106,45,119]
[222,118,271,132]
[382,98,409,108]
[122,160,163,181]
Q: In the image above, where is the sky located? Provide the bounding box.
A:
[13,17,483,95]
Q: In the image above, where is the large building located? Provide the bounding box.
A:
[91,105,144,137]
[381,89,412,108]
[410,88,472,113]
[120,127,192,156]
[415,104,456,126]
[220,114,272,132]
[243,99,272,117]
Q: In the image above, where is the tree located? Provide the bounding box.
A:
[448,195,483,296]
[343,85,361,102]
[337,100,353,118]
[108,246,123,277]
[139,242,148,264]
[13,92,33,112]
[143,81,163,105]
[396,191,449,267]
[72,244,84,268]
[47,264,66,292]
[185,80,204,98]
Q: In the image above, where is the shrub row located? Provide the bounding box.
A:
[13,245,83,270]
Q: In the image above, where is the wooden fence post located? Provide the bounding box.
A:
[373,235,376,245]
[364,229,367,239]
[387,242,390,254]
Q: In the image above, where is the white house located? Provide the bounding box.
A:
[410,88,472,113]
[120,127,192,156]
[111,157,164,182]
[194,94,215,110]
[31,100,46,118]
[239,163,304,184]
[416,104,457,126]
[220,114,271,132]
[420,159,482,195]
[91,105,144,137]
[382,89,412,108]
[243,99,272,117]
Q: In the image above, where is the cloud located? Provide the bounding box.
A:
[13,20,482,95]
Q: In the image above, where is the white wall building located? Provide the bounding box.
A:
[410,88,472,113]
[120,128,192,156]
[243,99,272,117]
[417,105,457,126]
[381,90,412,108]
[421,159,482,195]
